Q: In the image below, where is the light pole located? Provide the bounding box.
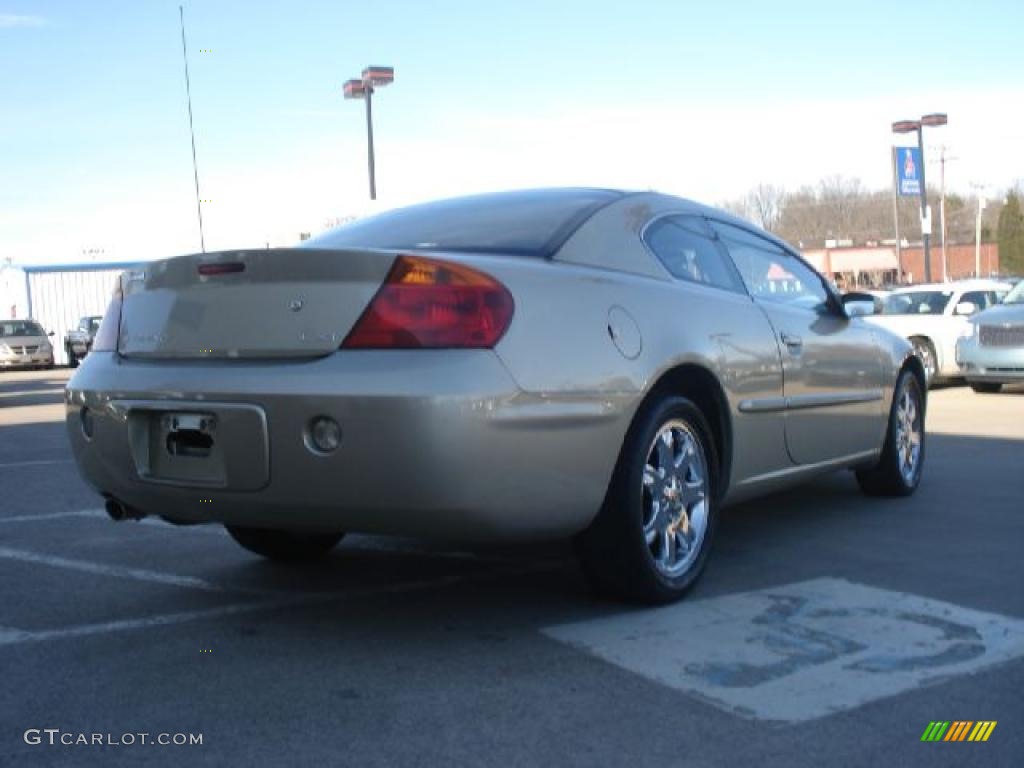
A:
[975,193,987,277]
[343,66,394,201]
[892,113,947,283]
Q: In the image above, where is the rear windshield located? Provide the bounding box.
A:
[0,321,44,337]
[301,188,623,257]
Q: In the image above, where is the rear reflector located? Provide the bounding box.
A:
[342,255,514,349]
[198,262,246,276]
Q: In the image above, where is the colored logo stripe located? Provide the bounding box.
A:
[922,721,996,742]
[945,721,972,741]
[968,722,997,742]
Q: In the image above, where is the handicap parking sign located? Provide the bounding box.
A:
[897,146,922,196]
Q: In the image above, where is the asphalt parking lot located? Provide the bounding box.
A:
[1,368,1022,767]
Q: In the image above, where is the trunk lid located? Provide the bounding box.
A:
[118,248,395,359]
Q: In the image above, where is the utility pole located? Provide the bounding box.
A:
[971,183,987,278]
[939,147,947,281]
[934,147,958,281]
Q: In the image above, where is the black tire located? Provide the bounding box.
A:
[856,369,925,497]
[969,382,1002,394]
[226,526,344,562]
[67,348,79,368]
[576,396,719,604]
[910,337,936,387]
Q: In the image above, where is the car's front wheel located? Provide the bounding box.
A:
[577,396,718,604]
[856,369,925,496]
[226,526,344,561]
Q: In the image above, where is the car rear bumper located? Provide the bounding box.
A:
[956,338,1024,383]
[66,352,632,540]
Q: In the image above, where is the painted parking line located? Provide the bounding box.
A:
[0,507,225,531]
[0,563,557,648]
[0,508,110,524]
[0,507,517,562]
[543,578,1024,722]
[0,545,233,593]
[0,459,75,469]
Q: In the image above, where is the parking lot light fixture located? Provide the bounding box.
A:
[343,65,395,201]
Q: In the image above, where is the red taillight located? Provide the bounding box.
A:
[342,255,515,349]
[198,262,245,276]
[91,276,123,352]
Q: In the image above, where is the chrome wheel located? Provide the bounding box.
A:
[641,420,709,578]
[894,384,922,484]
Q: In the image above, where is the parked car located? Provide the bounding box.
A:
[64,315,103,368]
[864,279,1011,385]
[66,188,926,604]
[0,319,55,370]
[956,279,1024,393]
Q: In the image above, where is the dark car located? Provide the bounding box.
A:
[64,315,103,367]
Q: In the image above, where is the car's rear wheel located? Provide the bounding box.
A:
[856,369,925,497]
[226,526,344,561]
[969,382,1002,394]
[910,337,937,386]
[67,348,79,368]
[577,396,718,604]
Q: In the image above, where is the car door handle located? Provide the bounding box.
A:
[780,332,803,351]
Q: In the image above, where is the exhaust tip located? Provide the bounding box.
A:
[104,498,144,522]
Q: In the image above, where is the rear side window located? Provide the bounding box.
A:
[960,290,1001,311]
[713,221,829,311]
[643,215,745,293]
[302,188,623,257]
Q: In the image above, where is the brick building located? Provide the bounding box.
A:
[802,243,1000,287]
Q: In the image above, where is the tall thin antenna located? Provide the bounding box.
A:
[179,5,205,253]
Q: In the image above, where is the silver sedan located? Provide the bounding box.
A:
[957,279,1024,393]
[66,189,926,603]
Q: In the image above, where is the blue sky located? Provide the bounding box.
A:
[2,0,1022,263]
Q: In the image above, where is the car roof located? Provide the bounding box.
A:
[892,279,1011,293]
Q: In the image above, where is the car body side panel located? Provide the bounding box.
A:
[480,201,791,496]
[753,302,885,463]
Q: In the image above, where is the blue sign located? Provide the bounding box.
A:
[896,146,922,197]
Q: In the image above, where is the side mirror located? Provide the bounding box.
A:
[48,331,54,336]
[844,299,875,317]
[954,301,977,316]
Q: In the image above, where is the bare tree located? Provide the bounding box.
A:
[725,176,1005,250]
[745,183,786,232]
